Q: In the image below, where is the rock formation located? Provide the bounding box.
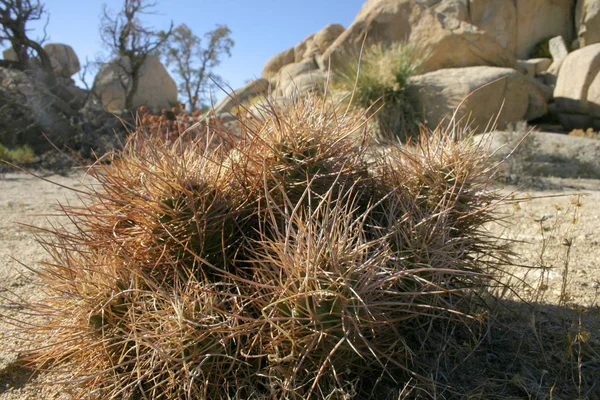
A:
[92,55,177,112]
[554,43,600,130]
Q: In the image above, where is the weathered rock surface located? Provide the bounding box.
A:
[278,70,329,98]
[276,59,319,89]
[576,0,600,47]
[321,0,515,73]
[313,24,345,55]
[261,48,295,79]
[406,0,574,59]
[469,0,518,53]
[515,0,574,59]
[554,43,600,115]
[0,67,76,151]
[586,68,600,118]
[294,24,345,64]
[92,55,177,112]
[553,43,600,129]
[549,36,570,62]
[408,66,536,132]
[43,43,80,78]
[516,58,552,78]
[213,78,271,114]
[3,43,81,78]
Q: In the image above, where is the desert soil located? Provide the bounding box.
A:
[0,132,599,398]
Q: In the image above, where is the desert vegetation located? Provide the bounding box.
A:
[332,43,424,143]
[1,94,553,399]
[2,0,600,399]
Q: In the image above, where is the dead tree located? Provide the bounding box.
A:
[99,0,173,111]
[0,0,78,116]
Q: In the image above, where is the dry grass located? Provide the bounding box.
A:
[3,94,598,399]
[332,42,424,143]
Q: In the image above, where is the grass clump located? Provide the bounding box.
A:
[0,143,35,164]
[14,94,511,399]
[333,43,424,143]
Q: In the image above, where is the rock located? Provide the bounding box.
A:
[278,70,329,98]
[532,58,552,74]
[277,59,319,89]
[554,43,600,115]
[261,48,295,79]
[538,71,559,87]
[0,67,76,151]
[391,0,572,59]
[322,0,515,73]
[57,76,87,109]
[528,76,554,102]
[92,55,177,112]
[294,25,346,64]
[43,43,80,78]
[413,12,516,73]
[544,36,570,81]
[2,47,17,61]
[408,66,531,132]
[525,84,548,121]
[294,34,317,63]
[572,38,581,50]
[313,24,345,54]
[588,72,600,118]
[469,0,517,53]
[515,0,575,59]
[430,0,469,21]
[516,58,552,78]
[213,78,271,114]
[262,25,344,79]
[576,0,600,47]
[549,36,570,61]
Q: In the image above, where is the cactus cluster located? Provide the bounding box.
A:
[22,95,507,399]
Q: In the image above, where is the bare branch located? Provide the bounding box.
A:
[98,0,173,110]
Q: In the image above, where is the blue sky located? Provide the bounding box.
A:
[23,0,365,101]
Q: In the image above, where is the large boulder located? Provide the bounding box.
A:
[213,78,271,114]
[588,72,600,119]
[417,0,517,52]
[92,55,177,112]
[294,33,317,63]
[313,24,345,55]
[276,59,319,90]
[412,12,516,73]
[554,43,600,114]
[576,0,600,47]
[261,24,344,79]
[278,70,329,98]
[515,0,574,59]
[261,48,295,79]
[409,0,573,59]
[3,44,81,78]
[296,24,345,64]
[407,66,537,132]
[469,0,517,54]
[0,67,76,151]
[554,43,600,129]
[321,0,515,73]
[43,43,80,78]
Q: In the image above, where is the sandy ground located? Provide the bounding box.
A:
[0,132,599,398]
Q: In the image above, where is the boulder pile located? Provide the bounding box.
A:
[220,0,600,133]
